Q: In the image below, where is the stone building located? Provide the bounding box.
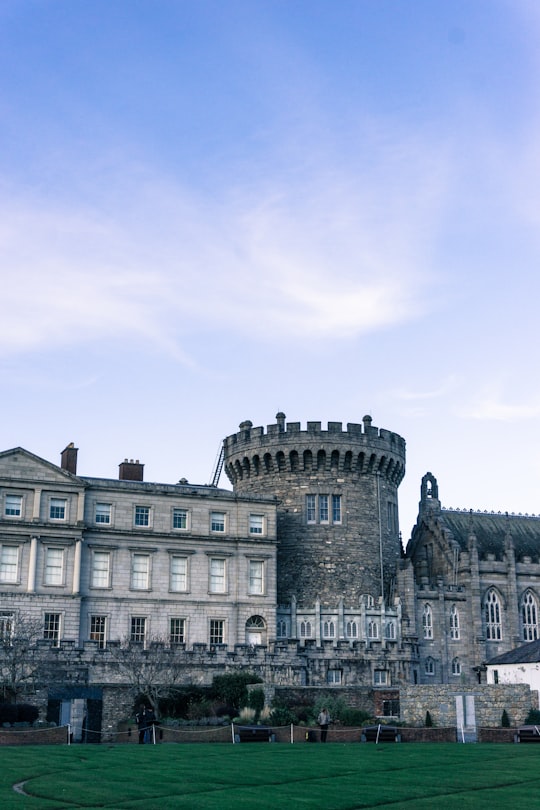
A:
[1,413,539,737]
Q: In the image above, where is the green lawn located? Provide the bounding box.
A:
[1,743,539,809]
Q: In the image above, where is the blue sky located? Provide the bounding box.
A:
[2,1,540,539]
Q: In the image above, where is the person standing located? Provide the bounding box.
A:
[136,705,148,744]
[317,707,331,742]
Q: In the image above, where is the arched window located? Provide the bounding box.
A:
[322,621,335,638]
[363,594,374,608]
[385,621,396,640]
[449,605,460,640]
[424,657,435,676]
[276,620,287,638]
[300,620,312,638]
[485,589,502,640]
[245,615,266,646]
[422,604,433,639]
[368,620,379,639]
[522,590,539,641]
[451,657,461,676]
[346,621,358,639]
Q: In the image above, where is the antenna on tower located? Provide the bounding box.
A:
[209,444,224,487]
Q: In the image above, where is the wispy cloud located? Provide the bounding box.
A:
[459,397,540,421]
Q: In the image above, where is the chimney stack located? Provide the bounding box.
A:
[119,458,144,481]
[61,443,78,475]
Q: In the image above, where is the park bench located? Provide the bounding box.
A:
[235,725,274,743]
[515,725,540,743]
[361,725,401,743]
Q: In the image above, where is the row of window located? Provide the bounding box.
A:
[306,494,342,524]
[421,589,540,643]
[277,618,397,640]
[2,495,267,537]
[0,544,267,595]
[424,656,462,677]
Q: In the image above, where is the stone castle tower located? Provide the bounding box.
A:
[223,413,406,611]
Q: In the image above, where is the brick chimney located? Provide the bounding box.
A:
[60,443,78,474]
[119,459,144,481]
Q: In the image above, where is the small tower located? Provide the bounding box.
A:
[222,413,406,609]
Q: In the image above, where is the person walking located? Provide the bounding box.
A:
[317,707,331,742]
[136,705,148,744]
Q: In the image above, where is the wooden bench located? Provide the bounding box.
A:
[235,725,274,743]
[515,726,540,743]
[361,725,401,743]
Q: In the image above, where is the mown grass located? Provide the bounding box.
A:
[1,742,539,809]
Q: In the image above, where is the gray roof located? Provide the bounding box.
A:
[487,638,540,665]
[438,510,540,560]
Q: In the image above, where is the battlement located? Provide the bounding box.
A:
[223,413,406,486]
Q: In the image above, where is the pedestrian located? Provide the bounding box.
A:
[317,707,331,742]
[135,705,148,744]
[145,706,156,744]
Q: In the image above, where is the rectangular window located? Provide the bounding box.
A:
[209,558,226,593]
[210,512,225,533]
[170,617,185,645]
[134,506,150,527]
[49,498,66,521]
[170,556,188,592]
[173,508,188,530]
[5,495,22,517]
[209,619,224,645]
[95,503,111,524]
[0,545,19,583]
[90,615,106,649]
[131,553,150,590]
[91,551,111,589]
[248,560,264,594]
[130,616,146,644]
[44,548,64,585]
[319,495,329,523]
[332,495,342,523]
[374,670,388,686]
[44,613,61,646]
[306,495,316,523]
[249,514,264,535]
[327,669,342,685]
[0,613,14,644]
[383,699,400,717]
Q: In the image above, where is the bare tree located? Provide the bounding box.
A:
[107,638,188,717]
[0,616,46,702]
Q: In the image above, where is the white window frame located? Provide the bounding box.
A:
[44,547,64,586]
[276,619,287,638]
[422,603,433,639]
[451,657,461,676]
[368,620,379,639]
[134,505,151,528]
[449,605,460,640]
[485,589,502,641]
[169,617,186,646]
[346,620,358,639]
[210,512,226,533]
[90,615,107,649]
[49,497,67,521]
[91,550,111,589]
[95,503,112,525]
[209,618,225,645]
[172,508,189,531]
[44,612,61,646]
[0,545,19,583]
[319,494,329,523]
[300,620,312,638]
[385,621,396,640]
[209,557,226,593]
[130,616,147,645]
[332,494,342,524]
[306,495,316,523]
[522,590,539,642]
[249,514,265,535]
[131,553,150,590]
[170,555,188,592]
[248,559,264,595]
[425,657,435,676]
[374,670,388,685]
[4,494,22,518]
[327,669,342,685]
[322,620,335,638]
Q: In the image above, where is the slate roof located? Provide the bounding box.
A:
[437,509,540,560]
[487,638,540,665]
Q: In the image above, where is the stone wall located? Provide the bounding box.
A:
[399,683,536,727]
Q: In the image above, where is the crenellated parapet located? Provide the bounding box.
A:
[223,414,405,488]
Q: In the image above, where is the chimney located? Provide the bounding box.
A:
[119,458,144,481]
[61,443,78,474]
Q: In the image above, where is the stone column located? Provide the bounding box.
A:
[27,536,38,592]
[72,538,82,595]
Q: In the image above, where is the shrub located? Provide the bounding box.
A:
[525,709,540,725]
[501,709,510,727]
[0,703,38,725]
[247,688,265,719]
[425,711,433,727]
[211,673,262,712]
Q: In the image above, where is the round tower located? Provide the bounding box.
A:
[223,413,406,609]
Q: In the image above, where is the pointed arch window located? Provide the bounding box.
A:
[276,619,287,638]
[346,620,358,639]
[368,620,379,639]
[424,656,435,676]
[385,621,396,640]
[449,605,460,640]
[300,620,312,638]
[422,604,433,639]
[322,621,335,638]
[451,657,461,676]
[522,590,539,641]
[485,589,502,640]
